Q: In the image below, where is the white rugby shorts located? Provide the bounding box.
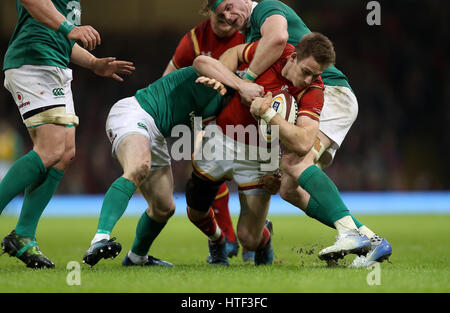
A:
[4,65,78,127]
[105,96,171,170]
[320,85,358,161]
[192,123,278,195]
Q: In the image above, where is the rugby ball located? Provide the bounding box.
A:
[259,90,298,143]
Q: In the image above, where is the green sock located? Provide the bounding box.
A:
[15,168,64,238]
[297,165,350,227]
[0,151,47,214]
[96,177,137,235]
[306,197,364,229]
[131,212,167,256]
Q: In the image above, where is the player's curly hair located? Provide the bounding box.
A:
[296,32,336,68]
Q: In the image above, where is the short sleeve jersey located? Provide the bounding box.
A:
[246,0,352,90]
[3,0,80,70]
[172,19,245,69]
[135,67,225,137]
[216,41,324,144]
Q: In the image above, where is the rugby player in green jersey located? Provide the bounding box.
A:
[0,0,135,269]
[82,66,264,267]
[207,0,392,267]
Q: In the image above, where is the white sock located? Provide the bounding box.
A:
[358,225,376,239]
[91,233,110,246]
[334,216,358,235]
[128,251,148,265]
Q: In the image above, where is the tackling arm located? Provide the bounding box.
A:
[193,48,264,103]
[246,15,289,80]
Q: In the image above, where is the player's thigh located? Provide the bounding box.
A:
[140,165,175,222]
[28,124,68,167]
[116,134,152,183]
[52,125,77,171]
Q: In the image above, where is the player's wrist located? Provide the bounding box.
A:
[244,69,258,82]
[58,20,75,37]
[261,107,277,123]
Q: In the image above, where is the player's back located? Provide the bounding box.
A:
[135,67,224,137]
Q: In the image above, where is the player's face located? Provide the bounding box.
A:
[283,54,323,89]
[214,0,251,31]
[210,10,236,38]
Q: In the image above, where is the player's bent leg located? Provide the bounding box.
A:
[124,165,174,267]
[236,192,273,265]
[211,183,239,259]
[15,126,75,240]
[186,173,228,266]
[0,123,67,214]
[83,135,149,267]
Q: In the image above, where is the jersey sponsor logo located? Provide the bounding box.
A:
[16,92,30,109]
[53,88,65,97]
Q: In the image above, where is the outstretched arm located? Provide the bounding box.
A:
[70,43,135,82]
[20,0,101,51]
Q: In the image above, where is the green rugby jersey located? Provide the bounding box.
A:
[246,0,352,90]
[135,67,225,137]
[3,0,80,70]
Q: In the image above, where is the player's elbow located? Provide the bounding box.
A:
[266,30,289,48]
[193,55,210,75]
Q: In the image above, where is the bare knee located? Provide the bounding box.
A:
[126,162,151,186]
[148,196,176,222]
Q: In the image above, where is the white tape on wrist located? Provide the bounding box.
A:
[261,108,277,123]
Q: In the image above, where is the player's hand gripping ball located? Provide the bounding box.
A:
[256,90,298,143]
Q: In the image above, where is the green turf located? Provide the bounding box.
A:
[0,215,449,293]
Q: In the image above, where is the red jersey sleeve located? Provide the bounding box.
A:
[296,86,324,122]
[172,30,198,69]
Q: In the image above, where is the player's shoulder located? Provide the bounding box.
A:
[254,0,288,15]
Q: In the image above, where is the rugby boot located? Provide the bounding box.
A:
[318,229,371,262]
[242,248,255,262]
[1,230,54,269]
[206,237,238,263]
[254,219,274,266]
[208,239,229,266]
[82,237,121,267]
[349,236,392,268]
[122,253,173,267]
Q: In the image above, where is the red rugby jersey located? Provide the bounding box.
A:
[172,19,245,68]
[216,41,325,144]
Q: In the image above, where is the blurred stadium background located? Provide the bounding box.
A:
[0,0,449,216]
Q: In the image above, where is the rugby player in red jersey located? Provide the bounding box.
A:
[187,32,335,265]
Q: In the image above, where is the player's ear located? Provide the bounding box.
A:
[290,52,298,63]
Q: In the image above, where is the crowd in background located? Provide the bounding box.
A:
[0,1,448,194]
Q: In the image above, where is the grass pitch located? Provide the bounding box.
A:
[0,215,449,293]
